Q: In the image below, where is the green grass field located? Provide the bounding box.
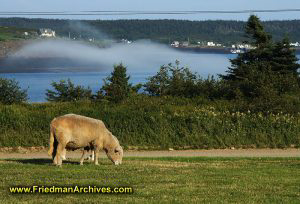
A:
[0,157,299,203]
[0,26,36,41]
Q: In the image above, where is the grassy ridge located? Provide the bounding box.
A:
[0,26,36,41]
[0,96,299,148]
[0,157,299,203]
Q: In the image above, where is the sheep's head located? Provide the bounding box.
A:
[105,146,123,165]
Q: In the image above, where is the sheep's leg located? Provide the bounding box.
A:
[80,150,87,165]
[90,151,95,161]
[53,156,57,165]
[61,148,67,160]
[56,143,66,167]
[94,147,100,165]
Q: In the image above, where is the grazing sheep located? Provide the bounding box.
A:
[48,114,123,166]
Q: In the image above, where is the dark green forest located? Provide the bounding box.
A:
[1,17,300,44]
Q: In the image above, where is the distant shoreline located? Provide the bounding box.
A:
[172,46,300,54]
[172,46,232,54]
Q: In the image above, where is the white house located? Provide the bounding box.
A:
[39,28,56,37]
[207,42,215,46]
[242,44,251,49]
[171,41,180,47]
[290,42,300,47]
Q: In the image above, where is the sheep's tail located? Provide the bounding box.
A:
[48,124,55,156]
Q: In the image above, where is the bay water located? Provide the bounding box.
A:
[2,52,292,102]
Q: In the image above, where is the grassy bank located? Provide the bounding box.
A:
[0,96,299,149]
[0,157,299,203]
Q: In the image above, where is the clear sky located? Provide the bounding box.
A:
[1,0,300,21]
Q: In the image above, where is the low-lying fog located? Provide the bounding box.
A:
[1,39,231,76]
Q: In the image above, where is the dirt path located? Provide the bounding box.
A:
[0,148,299,159]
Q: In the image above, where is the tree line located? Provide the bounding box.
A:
[2,17,300,44]
[0,15,299,113]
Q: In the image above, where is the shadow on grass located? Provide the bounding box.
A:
[4,158,79,165]
[3,158,114,166]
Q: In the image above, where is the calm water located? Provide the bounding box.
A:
[0,71,155,102]
[2,52,295,102]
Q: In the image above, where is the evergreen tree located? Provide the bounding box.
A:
[271,37,300,94]
[100,63,131,103]
[272,37,300,74]
[244,15,272,47]
[221,15,300,100]
[222,15,273,82]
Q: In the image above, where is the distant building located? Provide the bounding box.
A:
[244,44,251,49]
[290,42,300,47]
[121,39,132,44]
[171,41,180,47]
[182,41,189,47]
[232,44,253,49]
[39,28,56,37]
[207,42,215,46]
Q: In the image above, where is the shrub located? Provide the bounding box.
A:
[0,78,27,104]
[0,96,299,148]
[144,60,199,97]
[45,79,92,102]
[144,61,223,99]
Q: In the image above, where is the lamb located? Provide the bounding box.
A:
[48,114,123,166]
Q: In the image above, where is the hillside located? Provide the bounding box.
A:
[0,18,300,44]
[0,26,37,41]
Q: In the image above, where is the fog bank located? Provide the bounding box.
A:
[1,39,231,75]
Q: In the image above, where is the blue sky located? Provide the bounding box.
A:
[1,0,300,21]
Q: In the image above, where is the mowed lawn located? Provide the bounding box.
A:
[0,157,299,203]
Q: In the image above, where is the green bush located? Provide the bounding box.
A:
[0,78,28,104]
[45,79,92,102]
[143,60,224,99]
